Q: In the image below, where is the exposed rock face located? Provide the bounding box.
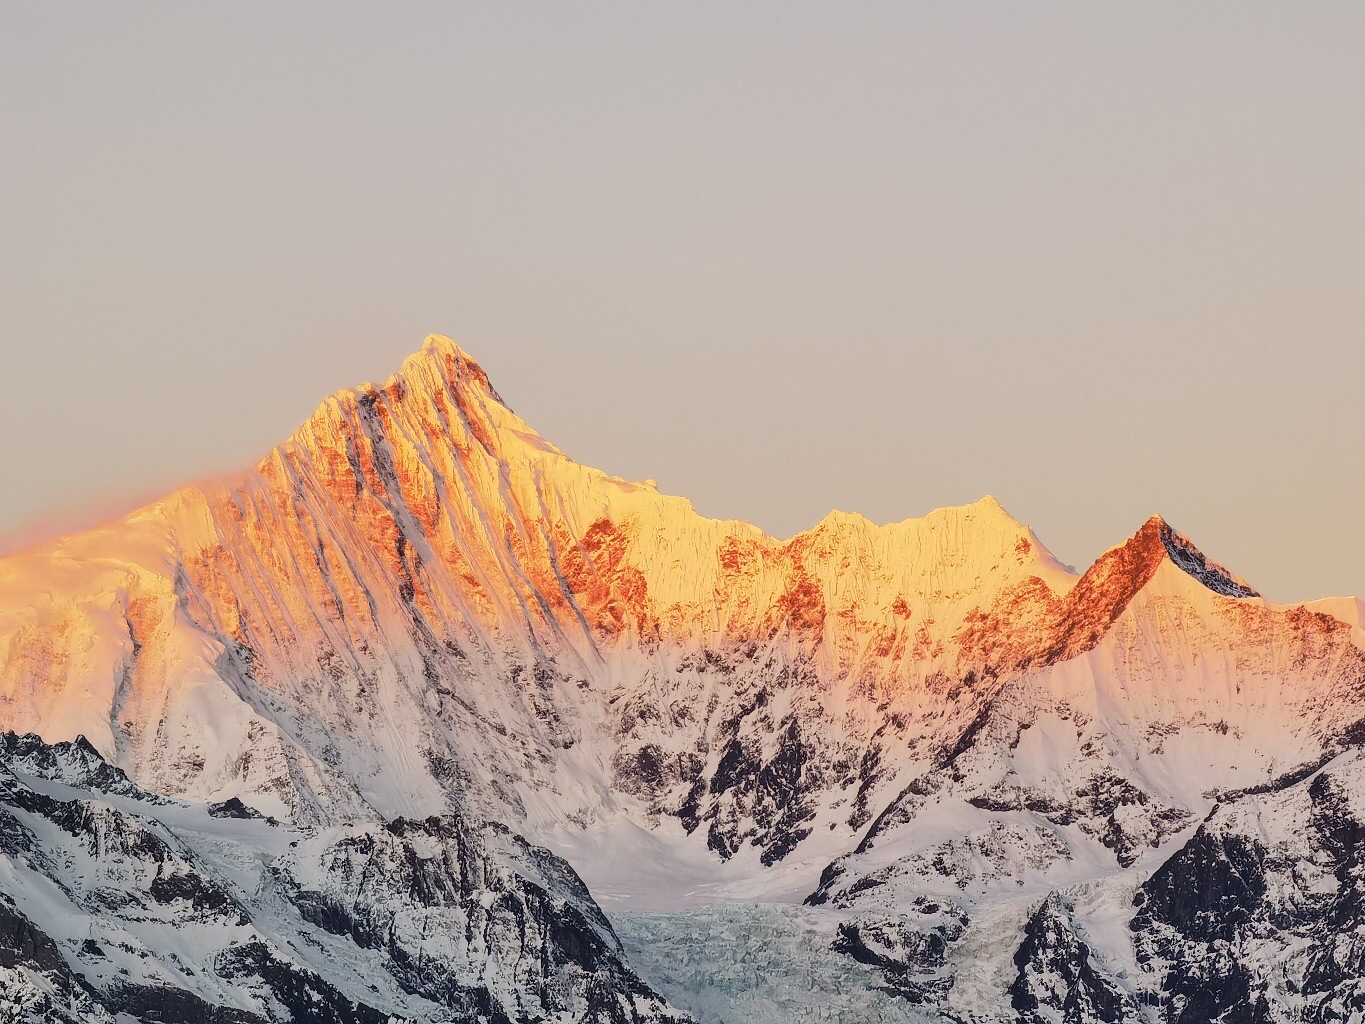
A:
[831,897,968,1005]
[1121,753,1365,1024]
[1010,893,1134,1024]
[270,817,679,1023]
[0,731,688,1024]
[1,335,1364,1021]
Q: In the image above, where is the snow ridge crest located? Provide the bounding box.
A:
[1153,516,1260,599]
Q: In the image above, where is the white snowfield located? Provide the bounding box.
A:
[1,335,1363,1023]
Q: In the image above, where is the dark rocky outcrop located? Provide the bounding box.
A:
[1010,893,1134,1023]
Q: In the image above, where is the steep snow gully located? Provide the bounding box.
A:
[1,336,1362,1022]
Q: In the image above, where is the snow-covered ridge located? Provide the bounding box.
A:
[1154,516,1260,599]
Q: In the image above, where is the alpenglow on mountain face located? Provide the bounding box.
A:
[1,335,1363,1024]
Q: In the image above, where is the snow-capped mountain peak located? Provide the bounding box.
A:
[1147,514,1260,598]
[0,335,1361,1023]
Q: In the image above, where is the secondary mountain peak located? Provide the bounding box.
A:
[1150,515,1260,598]
[1079,514,1258,604]
[971,493,1010,516]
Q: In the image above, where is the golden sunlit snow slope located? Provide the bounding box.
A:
[1,337,1362,872]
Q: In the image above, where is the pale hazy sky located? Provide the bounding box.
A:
[2,4,1362,602]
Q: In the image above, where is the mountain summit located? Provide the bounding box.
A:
[1,335,1362,1023]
